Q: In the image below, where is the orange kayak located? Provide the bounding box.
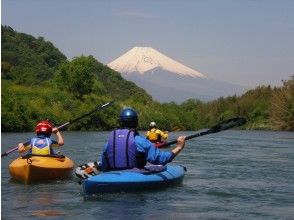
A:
[9,155,74,184]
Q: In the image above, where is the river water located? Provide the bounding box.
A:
[1,130,294,220]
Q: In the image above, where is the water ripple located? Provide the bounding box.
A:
[1,130,294,220]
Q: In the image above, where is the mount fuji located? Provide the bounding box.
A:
[108,47,247,102]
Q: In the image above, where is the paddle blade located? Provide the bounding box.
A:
[208,117,247,133]
[157,117,247,148]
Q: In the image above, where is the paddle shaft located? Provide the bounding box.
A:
[157,117,246,148]
[1,101,115,157]
[56,100,115,130]
[157,130,210,148]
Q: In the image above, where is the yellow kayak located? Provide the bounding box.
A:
[9,154,74,184]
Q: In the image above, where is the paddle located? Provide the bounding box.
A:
[156,117,247,148]
[1,100,115,157]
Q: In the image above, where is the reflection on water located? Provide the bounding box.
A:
[31,210,66,218]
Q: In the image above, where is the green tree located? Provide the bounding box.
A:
[56,56,96,98]
[1,25,66,84]
[270,77,294,130]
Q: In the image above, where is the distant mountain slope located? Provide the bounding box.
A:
[1,26,153,131]
[108,46,205,77]
[1,26,152,103]
[1,26,292,132]
[108,47,247,102]
[125,69,247,102]
[1,25,67,84]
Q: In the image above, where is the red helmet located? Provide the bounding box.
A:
[35,120,53,136]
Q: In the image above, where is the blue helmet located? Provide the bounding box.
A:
[119,108,138,128]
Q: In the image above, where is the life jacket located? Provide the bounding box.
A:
[105,128,137,170]
[30,137,52,155]
[147,128,161,143]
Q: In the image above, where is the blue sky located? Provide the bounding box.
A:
[2,0,293,87]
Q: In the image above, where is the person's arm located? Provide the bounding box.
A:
[171,136,186,156]
[18,140,31,153]
[136,136,177,165]
[52,128,64,146]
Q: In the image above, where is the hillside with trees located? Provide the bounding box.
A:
[1,26,293,131]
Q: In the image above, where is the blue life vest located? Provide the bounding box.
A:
[105,129,137,170]
[29,137,53,155]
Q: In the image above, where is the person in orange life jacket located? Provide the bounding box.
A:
[100,108,186,171]
[18,120,64,155]
[146,121,168,143]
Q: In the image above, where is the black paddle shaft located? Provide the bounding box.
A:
[157,117,247,148]
[1,100,115,157]
[57,100,115,130]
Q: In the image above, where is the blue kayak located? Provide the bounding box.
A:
[76,163,186,194]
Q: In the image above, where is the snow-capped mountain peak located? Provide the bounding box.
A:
[107,47,205,78]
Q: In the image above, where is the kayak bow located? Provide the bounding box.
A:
[76,162,186,194]
[9,154,74,184]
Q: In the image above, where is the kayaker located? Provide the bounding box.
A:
[17,120,64,155]
[100,108,186,171]
[146,121,168,144]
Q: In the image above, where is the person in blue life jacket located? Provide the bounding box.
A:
[100,107,186,171]
[17,120,64,155]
